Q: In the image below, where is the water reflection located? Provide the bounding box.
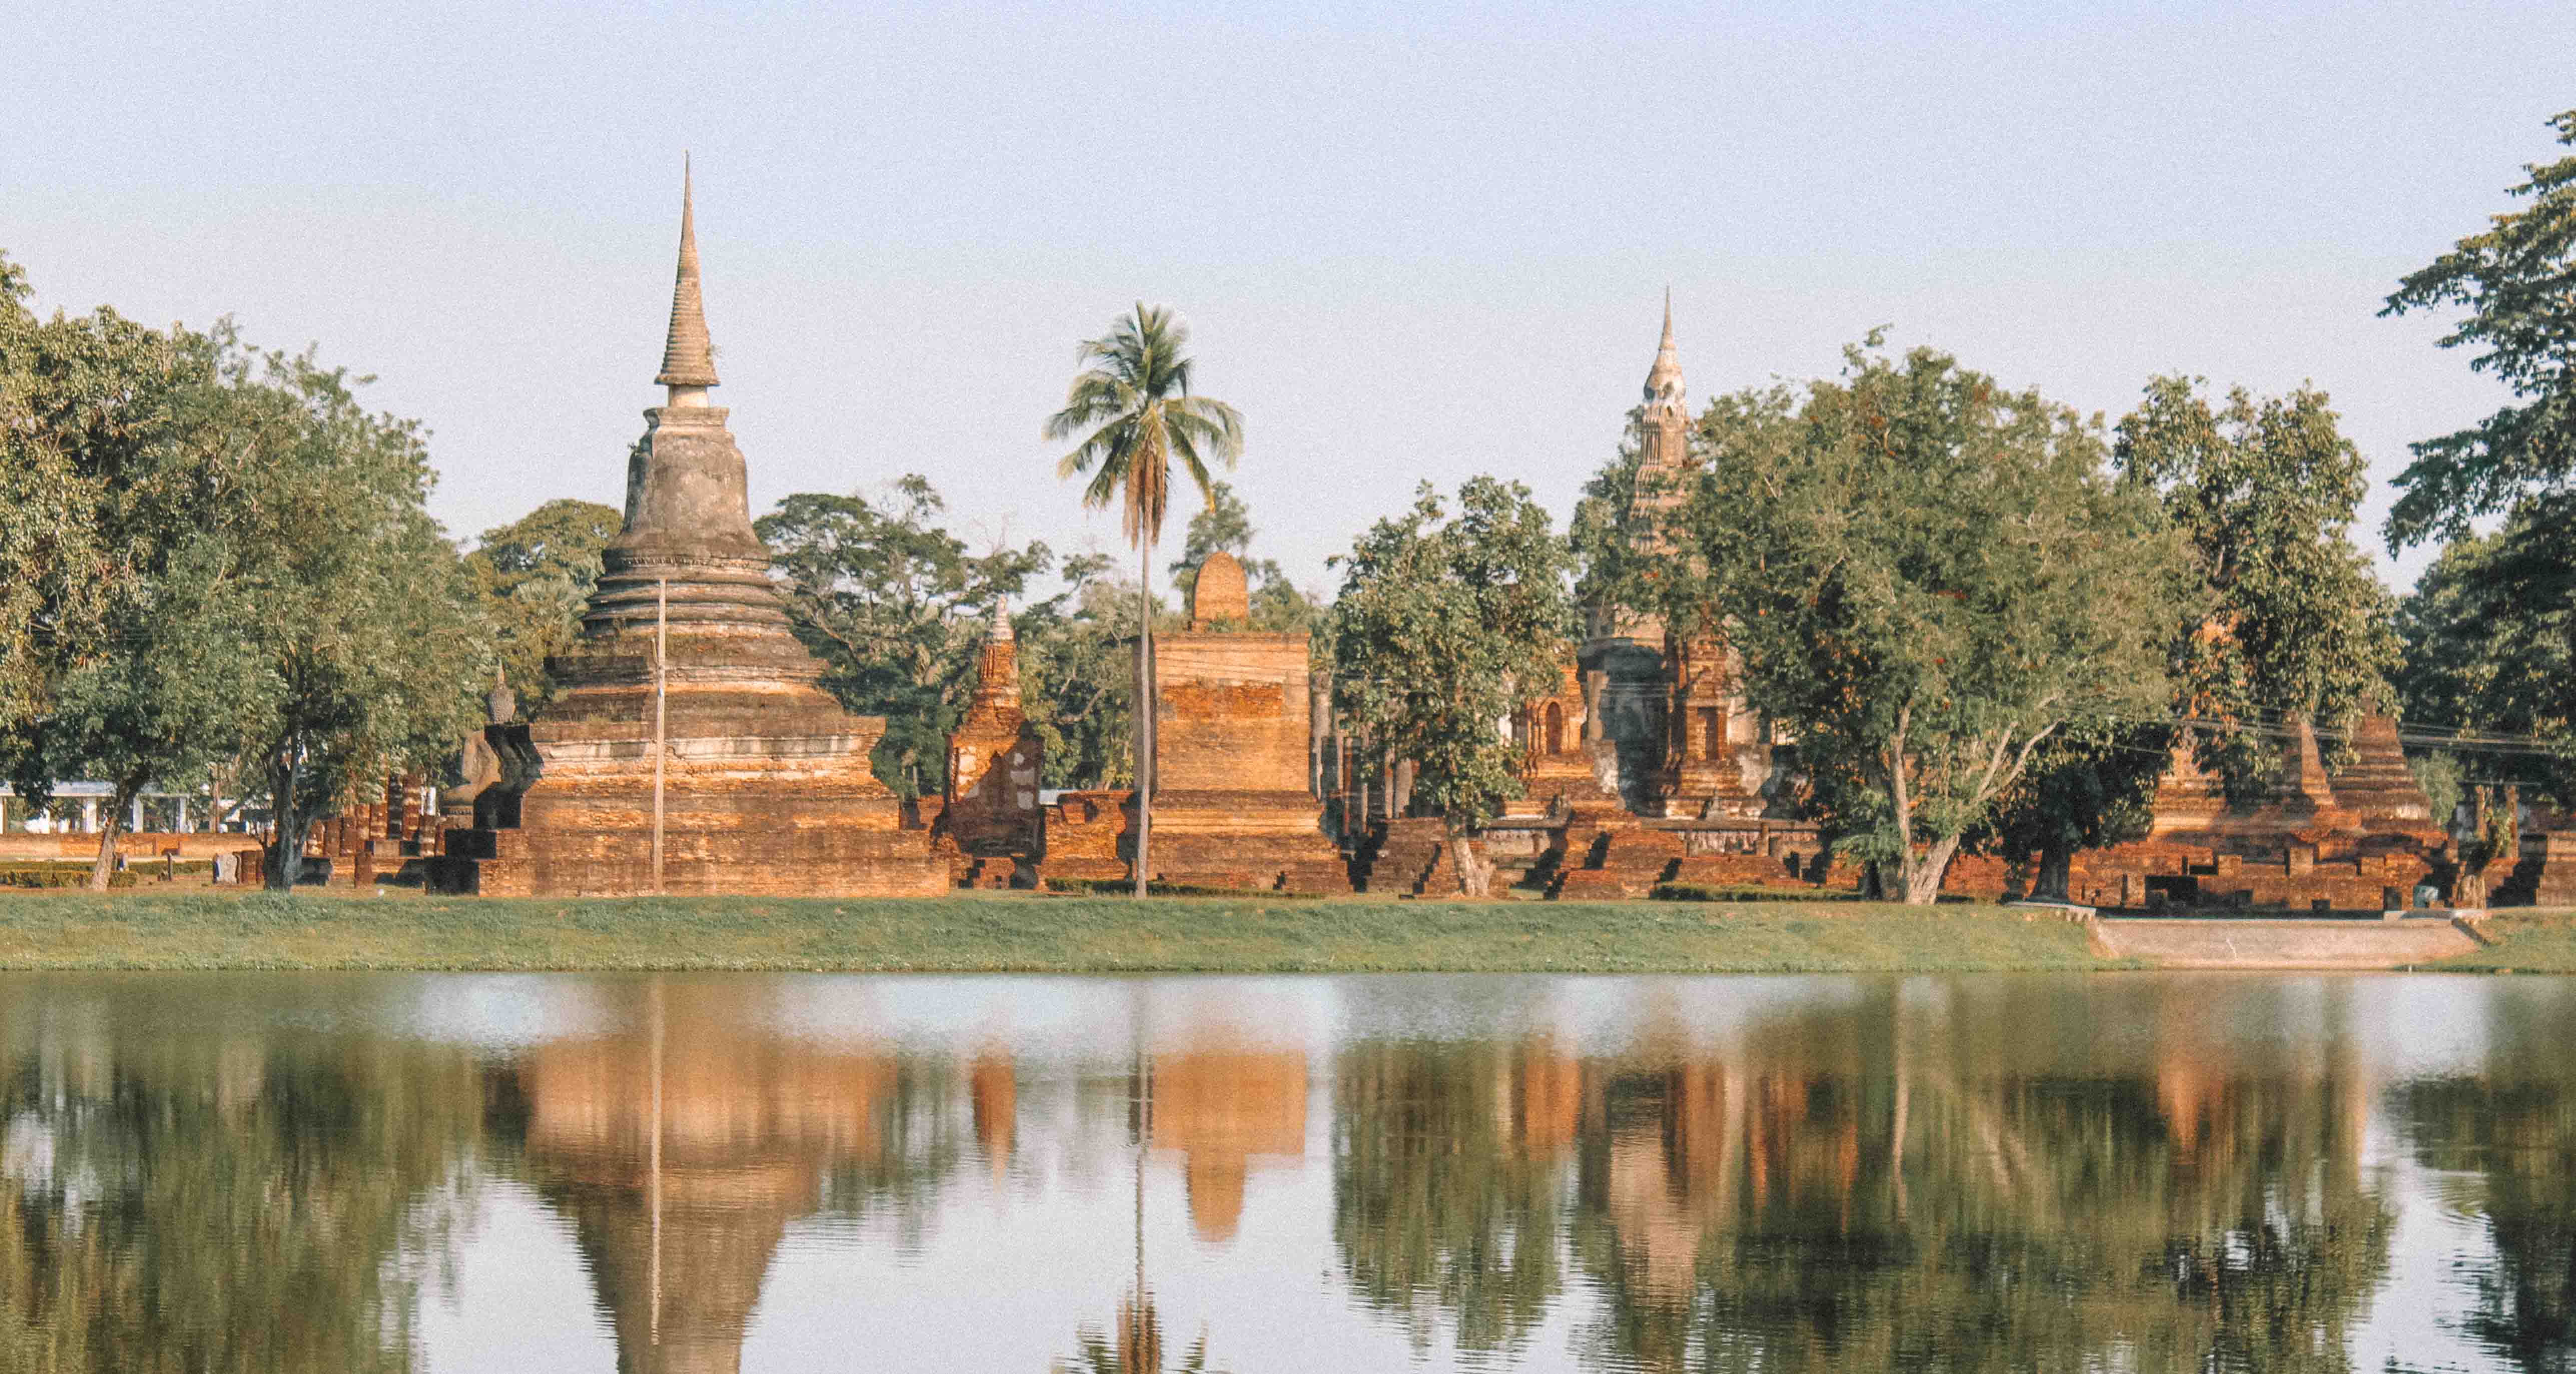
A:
[0,974,2562,1371]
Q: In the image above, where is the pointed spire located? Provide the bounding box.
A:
[1644,289,1683,403]
[656,155,721,391]
[988,596,1014,643]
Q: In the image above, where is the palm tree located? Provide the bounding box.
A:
[1045,304,1244,898]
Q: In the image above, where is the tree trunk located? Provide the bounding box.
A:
[1135,539,1152,899]
[2033,841,2074,902]
[1900,835,1961,906]
[264,749,305,891]
[88,777,142,892]
[1451,836,1492,898]
[2459,784,2494,907]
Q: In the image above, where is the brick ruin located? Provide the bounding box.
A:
[936,600,1044,888]
[429,169,945,897]
[1467,306,1835,899]
[1133,552,1351,893]
[2058,715,2450,911]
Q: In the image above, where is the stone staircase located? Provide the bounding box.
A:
[1353,818,1451,896]
[1546,822,1685,899]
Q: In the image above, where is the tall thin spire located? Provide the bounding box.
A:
[656,155,721,391]
[1643,290,1684,406]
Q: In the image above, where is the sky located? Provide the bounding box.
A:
[9,0,2572,599]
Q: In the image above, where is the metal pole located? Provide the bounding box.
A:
[1135,540,1151,899]
[653,579,668,895]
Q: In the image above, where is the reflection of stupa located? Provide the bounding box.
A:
[1150,1049,1306,1243]
[516,983,894,1374]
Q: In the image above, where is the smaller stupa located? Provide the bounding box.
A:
[940,599,1043,878]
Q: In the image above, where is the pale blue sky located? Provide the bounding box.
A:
[10,1,2570,595]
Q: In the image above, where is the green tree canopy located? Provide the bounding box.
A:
[2395,509,2576,806]
[1329,476,1574,832]
[758,475,1052,798]
[465,497,621,711]
[1670,342,2188,903]
[1567,415,1650,630]
[2114,376,2398,792]
[2381,109,2576,549]
[1016,553,1148,790]
[0,257,265,886]
[219,350,487,888]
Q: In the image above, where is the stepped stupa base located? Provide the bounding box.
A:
[433,162,948,901]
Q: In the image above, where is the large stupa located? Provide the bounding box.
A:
[434,165,946,897]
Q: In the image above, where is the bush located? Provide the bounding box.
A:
[0,865,139,889]
[1650,883,1858,903]
[1042,876,1325,900]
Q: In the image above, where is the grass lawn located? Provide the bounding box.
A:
[0,888,2130,973]
[2441,910,2576,973]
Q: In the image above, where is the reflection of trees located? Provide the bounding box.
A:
[2391,992,2576,1372]
[1615,984,2390,1373]
[0,985,484,1371]
[1333,983,2398,1372]
[1331,1039,1573,1357]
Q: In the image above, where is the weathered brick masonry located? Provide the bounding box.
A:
[434,169,943,897]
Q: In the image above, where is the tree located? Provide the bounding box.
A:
[0,262,267,887]
[465,498,621,711]
[0,256,483,890]
[2380,109,2576,551]
[1017,553,1146,789]
[1167,480,1322,633]
[1329,477,1573,847]
[1979,727,2168,900]
[1671,343,2187,904]
[1567,416,1649,630]
[221,351,488,889]
[2114,376,2399,795]
[2395,509,2576,806]
[1045,304,1244,896]
[757,476,1051,796]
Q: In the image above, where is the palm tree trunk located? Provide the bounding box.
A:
[1136,538,1152,899]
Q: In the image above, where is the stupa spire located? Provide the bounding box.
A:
[1644,287,1683,404]
[655,156,721,394]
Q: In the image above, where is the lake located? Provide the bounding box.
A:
[0,971,2565,1372]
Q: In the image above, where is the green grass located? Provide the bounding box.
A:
[2437,909,2576,972]
[0,888,2133,973]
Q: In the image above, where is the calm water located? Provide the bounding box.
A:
[0,973,2567,1372]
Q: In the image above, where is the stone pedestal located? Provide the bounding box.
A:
[1145,628,1351,893]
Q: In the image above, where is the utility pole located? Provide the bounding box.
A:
[652,579,668,895]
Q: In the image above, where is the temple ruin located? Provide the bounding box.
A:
[1135,552,1351,892]
[433,168,945,897]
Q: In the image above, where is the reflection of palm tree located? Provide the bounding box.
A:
[1051,1006,1230,1373]
[1051,1294,1223,1374]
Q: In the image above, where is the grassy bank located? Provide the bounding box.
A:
[0,889,2126,973]
[2443,911,2576,972]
